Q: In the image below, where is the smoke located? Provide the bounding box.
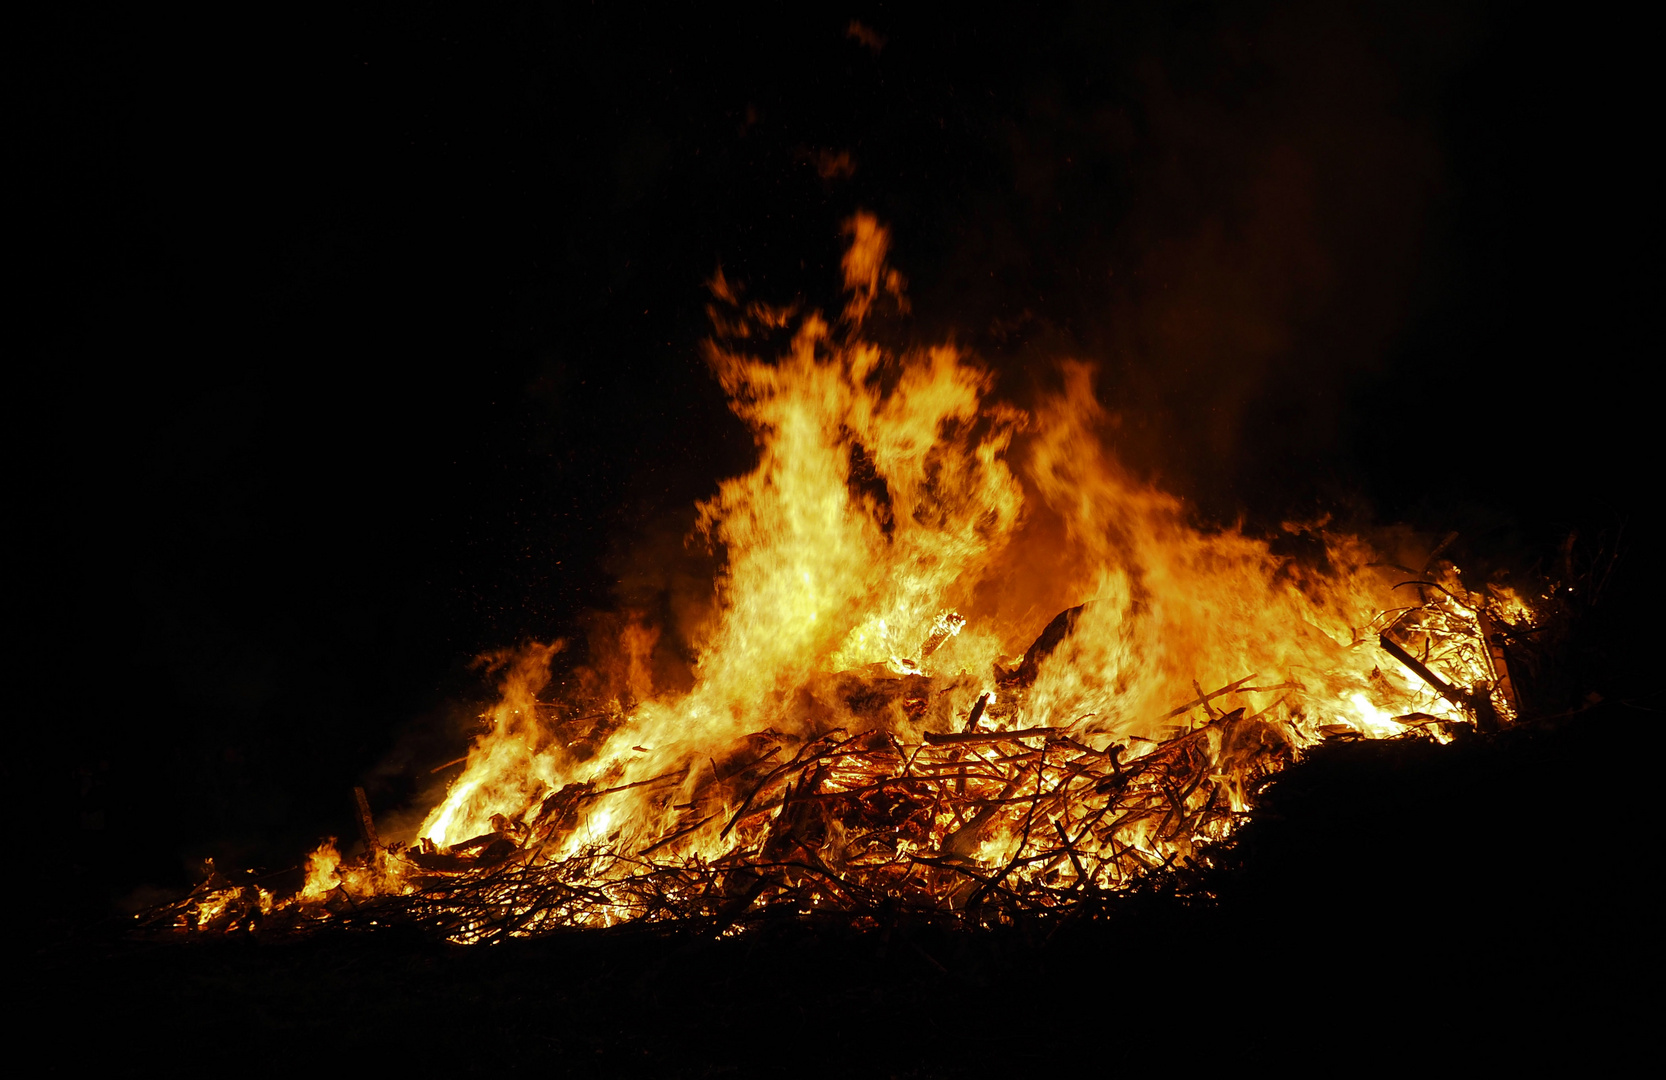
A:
[897,2,1466,518]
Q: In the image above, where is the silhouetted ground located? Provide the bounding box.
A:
[27,701,1654,1075]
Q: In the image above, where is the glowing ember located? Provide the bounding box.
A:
[153,215,1534,941]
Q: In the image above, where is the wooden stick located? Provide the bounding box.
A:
[587,767,689,799]
[924,727,1073,746]
[1379,633,1471,710]
[637,814,715,857]
[353,787,380,851]
[1476,608,1519,718]
[1159,674,1257,719]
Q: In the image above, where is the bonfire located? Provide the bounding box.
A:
[149,216,1542,942]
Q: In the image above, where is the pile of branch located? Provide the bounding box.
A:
[159,682,1307,942]
[143,581,1534,942]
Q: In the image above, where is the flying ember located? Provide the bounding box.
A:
[161,216,1533,941]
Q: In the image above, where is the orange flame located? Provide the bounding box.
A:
[285,214,1526,932]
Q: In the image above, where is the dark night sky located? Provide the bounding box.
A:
[14,3,1657,906]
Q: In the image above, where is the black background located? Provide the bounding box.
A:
[15,3,1657,913]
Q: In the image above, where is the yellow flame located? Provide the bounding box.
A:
[276,214,1523,930]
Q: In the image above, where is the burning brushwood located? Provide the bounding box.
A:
[144,215,1551,943]
[167,582,1514,943]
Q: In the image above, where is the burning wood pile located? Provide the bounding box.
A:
[146,576,1531,943]
[139,216,1543,943]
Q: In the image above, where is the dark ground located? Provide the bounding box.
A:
[12,3,1660,1067]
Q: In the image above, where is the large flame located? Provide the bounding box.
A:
[285,213,1525,930]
